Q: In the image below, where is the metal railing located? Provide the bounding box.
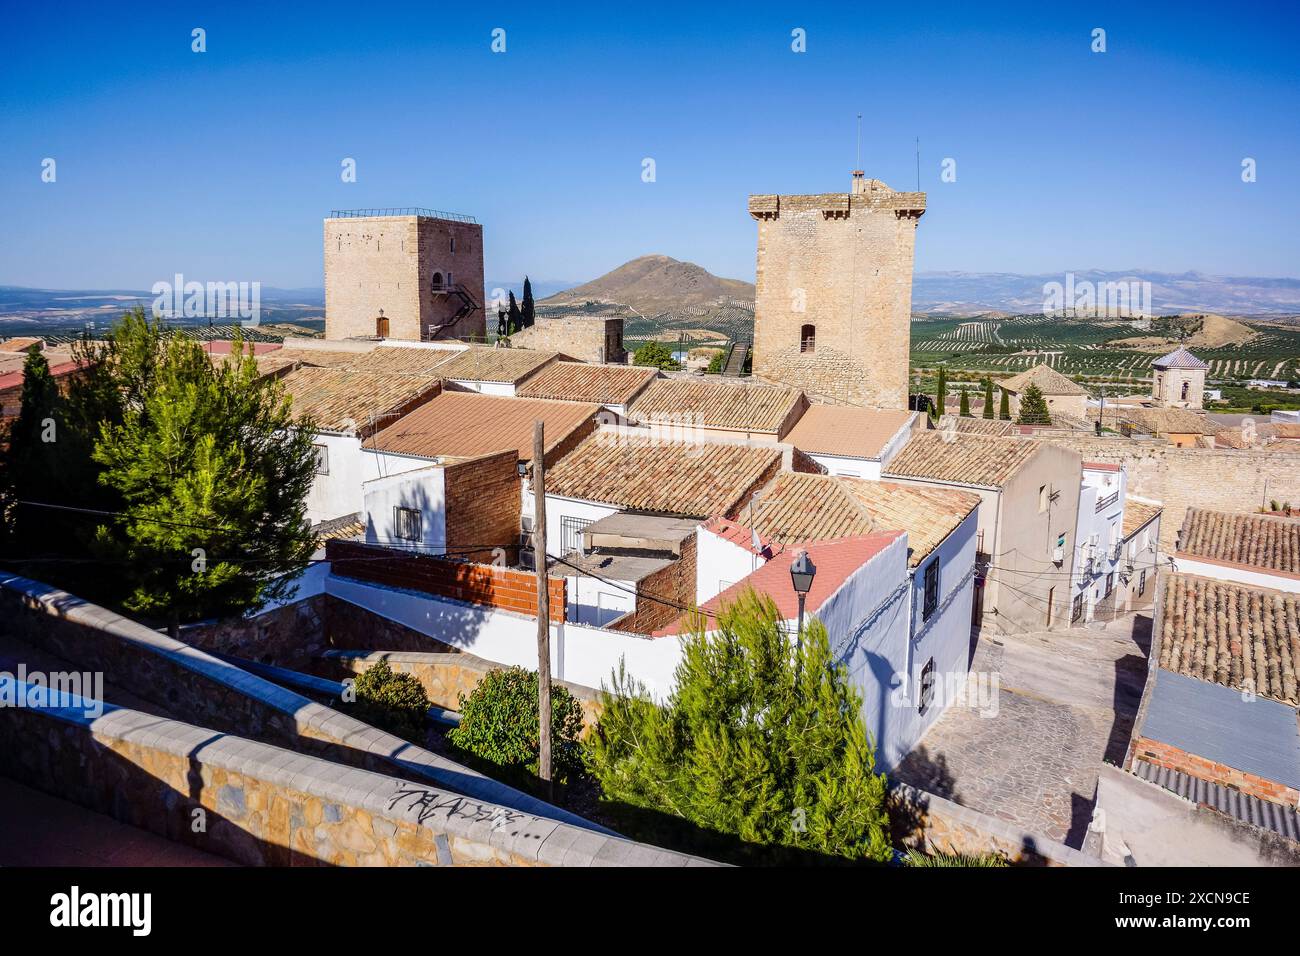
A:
[1095,491,1120,513]
[328,207,478,223]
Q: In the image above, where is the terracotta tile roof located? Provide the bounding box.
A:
[367,391,600,463]
[1122,498,1163,539]
[278,366,442,434]
[0,337,45,352]
[270,347,372,369]
[315,519,365,547]
[700,516,781,558]
[936,415,1016,437]
[515,362,658,405]
[656,533,904,635]
[746,472,979,567]
[628,378,804,434]
[783,405,915,459]
[999,363,1089,396]
[882,431,1041,489]
[1092,406,1217,436]
[1152,346,1209,370]
[1177,508,1300,575]
[346,345,464,377]
[432,346,560,384]
[1156,572,1299,704]
[545,433,783,518]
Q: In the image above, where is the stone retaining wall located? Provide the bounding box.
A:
[890,783,1107,867]
[0,688,711,866]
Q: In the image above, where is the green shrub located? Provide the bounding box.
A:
[632,341,680,371]
[351,659,430,741]
[585,590,892,864]
[706,350,724,374]
[904,847,1009,867]
[449,667,585,785]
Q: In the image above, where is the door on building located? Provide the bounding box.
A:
[376,314,390,337]
[971,576,985,625]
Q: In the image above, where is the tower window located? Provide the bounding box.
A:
[800,324,816,353]
[450,236,456,254]
[1181,380,1190,401]
[431,272,443,291]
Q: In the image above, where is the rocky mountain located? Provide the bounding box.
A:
[539,255,754,314]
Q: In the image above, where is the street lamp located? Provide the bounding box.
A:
[789,549,817,660]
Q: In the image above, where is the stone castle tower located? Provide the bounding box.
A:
[748,172,925,409]
[324,209,485,342]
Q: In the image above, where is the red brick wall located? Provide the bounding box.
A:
[609,534,697,635]
[443,449,521,564]
[1132,737,1300,809]
[327,539,565,619]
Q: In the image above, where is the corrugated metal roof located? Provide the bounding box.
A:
[367,391,600,463]
[1143,668,1300,788]
[1132,760,1300,841]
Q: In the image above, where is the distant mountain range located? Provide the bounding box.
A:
[911,270,1300,317]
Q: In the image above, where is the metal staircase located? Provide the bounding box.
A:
[426,282,481,339]
[721,340,750,377]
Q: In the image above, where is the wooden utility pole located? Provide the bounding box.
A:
[532,421,553,796]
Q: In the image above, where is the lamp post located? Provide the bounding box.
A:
[789,550,817,673]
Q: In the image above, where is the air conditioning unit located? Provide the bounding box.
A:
[1052,546,1065,563]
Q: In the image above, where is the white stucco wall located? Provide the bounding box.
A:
[325,574,683,699]
[306,432,365,524]
[1169,557,1300,594]
[522,489,621,558]
[807,452,882,480]
[450,379,516,397]
[361,464,448,553]
[695,526,768,605]
[1073,466,1127,620]
[566,574,637,627]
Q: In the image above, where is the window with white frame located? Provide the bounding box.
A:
[394,506,421,542]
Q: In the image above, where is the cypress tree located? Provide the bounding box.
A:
[998,387,1011,421]
[982,378,994,419]
[935,366,947,417]
[521,276,536,330]
[507,291,522,335]
[959,387,971,417]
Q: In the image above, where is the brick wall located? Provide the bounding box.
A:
[608,533,698,635]
[1131,738,1300,809]
[1042,436,1300,551]
[443,450,521,564]
[327,539,565,620]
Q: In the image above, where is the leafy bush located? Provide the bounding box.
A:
[585,589,892,864]
[632,341,680,370]
[449,667,585,785]
[351,659,430,741]
[706,350,725,374]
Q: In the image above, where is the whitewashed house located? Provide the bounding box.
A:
[1071,461,1128,622]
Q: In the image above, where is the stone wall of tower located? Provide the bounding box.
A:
[749,177,924,410]
[324,215,485,341]
[1152,367,1206,409]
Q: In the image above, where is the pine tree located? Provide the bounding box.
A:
[521,276,536,330]
[982,378,994,419]
[935,366,947,417]
[959,387,971,417]
[585,590,892,864]
[0,349,63,552]
[998,387,1011,421]
[89,322,318,633]
[507,291,522,335]
[1016,382,1052,425]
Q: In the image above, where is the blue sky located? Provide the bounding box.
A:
[1,0,1297,290]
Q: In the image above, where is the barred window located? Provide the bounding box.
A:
[394,506,421,542]
[922,559,940,621]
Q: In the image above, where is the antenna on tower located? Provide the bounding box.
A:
[916,137,921,191]
[856,113,862,170]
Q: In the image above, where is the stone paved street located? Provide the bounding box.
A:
[893,611,1151,847]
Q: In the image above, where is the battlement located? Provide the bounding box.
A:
[748,177,925,221]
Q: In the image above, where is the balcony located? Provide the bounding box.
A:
[1095,491,1120,513]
